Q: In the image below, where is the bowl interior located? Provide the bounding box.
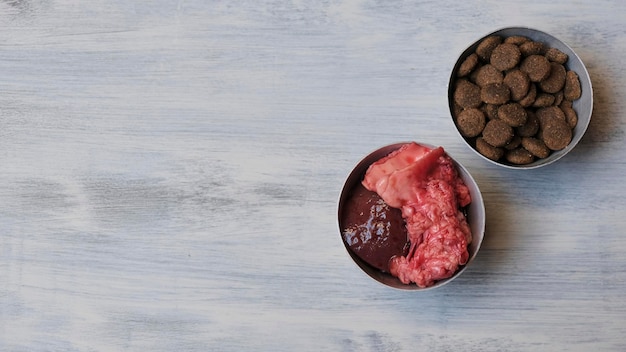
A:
[338,142,486,290]
[448,27,593,169]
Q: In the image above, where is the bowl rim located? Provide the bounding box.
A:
[337,141,486,290]
[448,26,594,169]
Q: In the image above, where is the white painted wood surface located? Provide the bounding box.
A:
[1,1,625,351]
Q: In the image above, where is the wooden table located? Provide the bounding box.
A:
[2,1,625,350]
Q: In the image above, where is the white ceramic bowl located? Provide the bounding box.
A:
[337,142,485,290]
[448,27,593,169]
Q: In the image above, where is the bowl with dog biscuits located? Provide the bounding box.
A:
[448,27,593,169]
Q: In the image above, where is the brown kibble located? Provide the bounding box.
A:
[454,79,482,108]
[564,70,582,100]
[562,106,579,129]
[457,53,479,77]
[559,99,573,110]
[504,135,522,150]
[481,82,510,105]
[468,64,482,83]
[456,108,486,137]
[476,36,503,61]
[516,110,539,137]
[475,64,504,87]
[518,83,537,107]
[498,102,528,127]
[482,119,514,147]
[506,147,535,165]
[545,47,568,64]
[536,128,544,140]
[533,93,556,108]
[452,102,464,119]
[541,118,572,151]
[553,90,564,106]
[476,137,505,161]
[482,103,499,120]
[519,41,546,56]
[503,69,530,101]
[521,137,551,158]
[539,62,567,94]
[537,106,566,124]
[490,43,522,71]
[520,55,551,82]
[538,108,572,151]
[504,36,530,45]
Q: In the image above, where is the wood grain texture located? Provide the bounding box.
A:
[1,0,626,351]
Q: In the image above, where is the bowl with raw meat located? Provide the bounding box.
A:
[448,27,593,169]
[338,142,485,290]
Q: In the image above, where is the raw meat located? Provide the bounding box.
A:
[362,142,472,287]
[341,184,409,273]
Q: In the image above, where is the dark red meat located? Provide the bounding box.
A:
[341,184,409,272]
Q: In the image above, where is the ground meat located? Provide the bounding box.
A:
[362,142,472,288]
[389,180,472,287]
